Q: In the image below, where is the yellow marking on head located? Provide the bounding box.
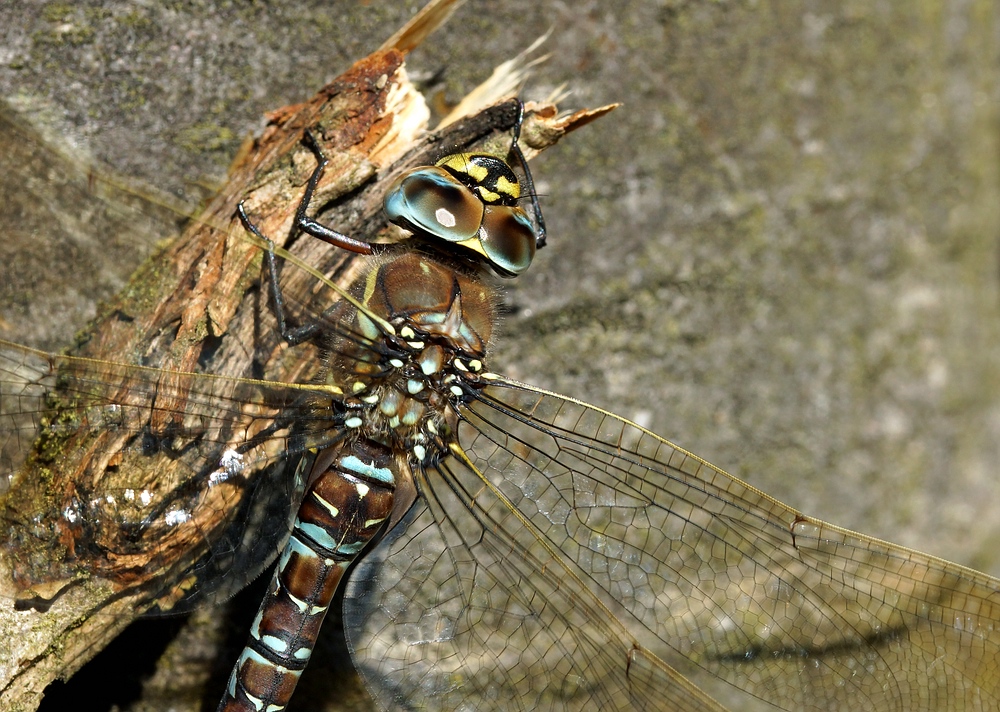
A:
[495,175,520,199]
[477,187,501,203]
[440,153,488,183]
[465,163,489,182]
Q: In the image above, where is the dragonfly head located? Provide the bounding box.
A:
[383,152,538,278]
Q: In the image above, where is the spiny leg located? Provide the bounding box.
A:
[508,100,547,249]
[236,202,321,346]
[295,130,377,255]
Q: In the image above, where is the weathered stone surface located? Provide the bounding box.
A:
[0,2,997,710]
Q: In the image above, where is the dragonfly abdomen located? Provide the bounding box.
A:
[218,440,396,712]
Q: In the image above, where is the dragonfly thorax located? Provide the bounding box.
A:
[325,252,496,464]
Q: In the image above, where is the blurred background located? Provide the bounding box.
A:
[0,1,997,710]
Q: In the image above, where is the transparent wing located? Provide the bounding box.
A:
[344,377,1000,711]
[0,338,341,610]
[345,492,727,712]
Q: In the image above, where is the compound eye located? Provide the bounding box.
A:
[384,166,484,242]
[477,205,537,277]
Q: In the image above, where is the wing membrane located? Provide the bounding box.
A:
[344,377,1000,711]
[345,477,727,711]
[0,338,342,608]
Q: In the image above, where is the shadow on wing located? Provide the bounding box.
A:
[344,378,1000,711]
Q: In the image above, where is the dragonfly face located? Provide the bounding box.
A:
[384,152,538,276]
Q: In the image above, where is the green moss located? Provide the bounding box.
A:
[175,122,238,154]
[81,241,177,339]
[40,3,74,23]
[83,7,112,22]
[113,80,148,112]
[31,24,95,48]
[117,9,152,30]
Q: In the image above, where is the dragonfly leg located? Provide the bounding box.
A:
[294,130,377,255]
[236,128,385,346]
[508,100,547,249]
[236,202,320,345]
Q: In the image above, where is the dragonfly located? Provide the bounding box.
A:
[2,43,1000,712]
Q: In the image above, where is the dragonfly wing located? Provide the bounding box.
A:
[0,338,333,610]
[344,378,1000,711]
[345,490,727,712]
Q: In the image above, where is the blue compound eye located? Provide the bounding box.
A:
[384,166,484,243]
[476,205,536,277]
[383,152,539,277]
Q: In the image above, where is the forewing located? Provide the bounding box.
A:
[344,378,1000,711]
